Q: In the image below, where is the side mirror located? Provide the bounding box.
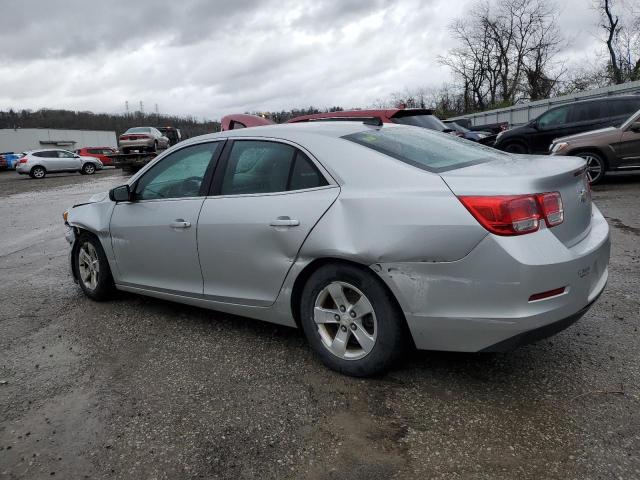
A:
[630,121,640,133]
[530,120,539,130]
[109,184,133,202]
[74,154,80,158]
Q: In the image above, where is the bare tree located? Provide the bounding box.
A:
[439,0,563,111]
[595,0,640,83]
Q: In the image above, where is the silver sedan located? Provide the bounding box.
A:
[63,122,610,376]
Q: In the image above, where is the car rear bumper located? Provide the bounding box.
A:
[374,205,610,352]
[119,139,154,150]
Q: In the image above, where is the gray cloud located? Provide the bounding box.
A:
[0,0,603,119]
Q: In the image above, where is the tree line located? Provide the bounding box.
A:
[0,109,221,139]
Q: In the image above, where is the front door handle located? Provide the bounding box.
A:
[270,216,300,227]
[170,219,191,229]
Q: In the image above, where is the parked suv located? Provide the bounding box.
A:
[494,95,640,154]
[75,147,117,166]
[16,149,103,179]
[550,108,640,184]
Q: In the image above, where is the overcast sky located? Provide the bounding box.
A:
[0,0,606,120]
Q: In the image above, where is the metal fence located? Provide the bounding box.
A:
[448,80,640,127]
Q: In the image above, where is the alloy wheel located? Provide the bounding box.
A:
[313,281,377,360]
[582,155,603,183]
[84,164,95,174]
[78,242,100,290]
[33,167,45,178]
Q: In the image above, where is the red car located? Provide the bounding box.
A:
[287,108,451,131]
[75,147,117,166]
[221,109,452,133]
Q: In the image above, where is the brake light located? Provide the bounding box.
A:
[458,192,564,236]
[19,158,28,164]
[537,192,563,227]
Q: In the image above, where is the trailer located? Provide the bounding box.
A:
[108,152,158,174]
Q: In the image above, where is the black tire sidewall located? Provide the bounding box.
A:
[504,142,527,154]
[299,263,406,377]
[74,234,114,301]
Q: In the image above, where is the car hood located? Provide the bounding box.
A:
[73,191,109,207]
[555,126,618,143]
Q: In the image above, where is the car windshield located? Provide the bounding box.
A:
[391,114,448,131]
[343,126,504,172]
[125,127,151,133]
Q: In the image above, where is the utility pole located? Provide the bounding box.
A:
[140,101,144,114]
[125,101,129,116]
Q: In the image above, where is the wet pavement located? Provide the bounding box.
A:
[0,168,639,479]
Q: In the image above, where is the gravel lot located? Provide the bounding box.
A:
[1,168,639,479]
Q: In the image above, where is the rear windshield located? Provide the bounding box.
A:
[125,127,151,133]
[391,114,448,131]
[342,126,503,172]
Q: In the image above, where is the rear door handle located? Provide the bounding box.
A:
[170,219,191,229]
[270,216,300,227]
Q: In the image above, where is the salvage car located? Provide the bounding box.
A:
[494,95,640,154]
[16,149,103,178]
[63,122,610,376]
[550,108,640,184]
[118,127,170,154]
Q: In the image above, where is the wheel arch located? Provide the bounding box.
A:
[289,257,411,343]
[565,146,611,169]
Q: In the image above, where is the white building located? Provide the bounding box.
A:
[0,128,117,153]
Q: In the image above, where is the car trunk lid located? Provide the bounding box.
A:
[439,154,593,247]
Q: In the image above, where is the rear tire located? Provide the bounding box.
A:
[299,263,407,377]
[575,151,606,184]
[30,166,46,179]
[73,233,115,301]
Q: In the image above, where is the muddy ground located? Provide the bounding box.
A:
[0,168,639,479]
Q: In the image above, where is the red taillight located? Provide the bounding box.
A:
[458,192,564,236]
[537,192,563,227]
[19,158,28,164]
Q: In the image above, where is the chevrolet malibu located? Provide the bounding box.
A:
[63,122,610,376]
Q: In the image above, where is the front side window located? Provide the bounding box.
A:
[343,126,505,173]
[537,107,569,128]
[220,141,327,195]
[135,142,219,200]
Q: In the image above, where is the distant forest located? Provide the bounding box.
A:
[0,106,345,138]
[0,109,221,139]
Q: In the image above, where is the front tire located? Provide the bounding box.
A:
[30,166,46,179]
[74,233,115,301]
[503,141,528,154]
[576,151,606,184]
[299,263,407,377]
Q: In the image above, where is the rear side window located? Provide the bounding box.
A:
[609,99,640,117]
[220,141,328,195]
[343,126,503,173]
[569,102,606,123]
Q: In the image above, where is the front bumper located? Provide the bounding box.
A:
[375,206,610,352]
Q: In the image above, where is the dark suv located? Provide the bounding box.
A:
[494,95,640,154]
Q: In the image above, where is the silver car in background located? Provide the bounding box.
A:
[64,122,610,376]
[16,149,103,179]
[118,127,170,154]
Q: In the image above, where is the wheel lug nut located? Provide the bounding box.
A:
[334,314,340,321]
[339,305,346,312]
[349,311,356,318]
[350,323,357,330]
[340,325,347,332]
